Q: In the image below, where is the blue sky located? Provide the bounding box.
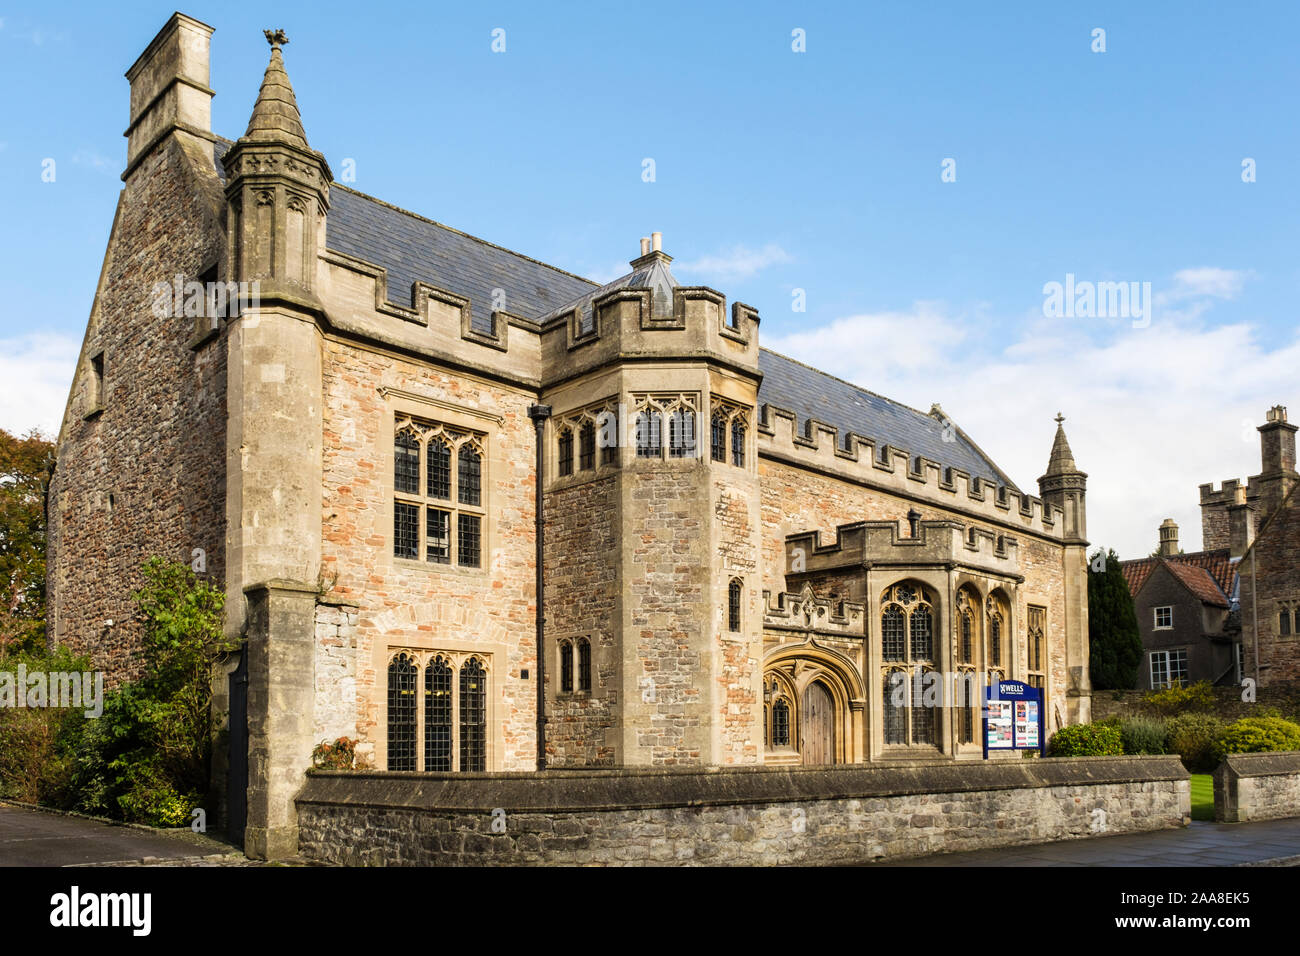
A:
[1,1,1298,559]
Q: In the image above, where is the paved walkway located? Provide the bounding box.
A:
[874,818,1300,866]
[0,802,250,866]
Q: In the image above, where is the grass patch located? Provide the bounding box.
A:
[1190,774,1215,821]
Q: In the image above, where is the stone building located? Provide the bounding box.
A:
[46,14,1092,859]
[1120,523,1239,689]
[1199,406,1300,685]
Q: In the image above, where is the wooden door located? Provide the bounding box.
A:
[800,680,836,765]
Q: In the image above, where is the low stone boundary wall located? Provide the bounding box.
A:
[1214,751,1300,823]
[296,757,1189,866]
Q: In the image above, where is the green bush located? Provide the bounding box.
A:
[1119,716,1167,755]
[0,645,94,807]
[1164,713,1227,773]
[1212,716,1300,764]
[1141,680,1214,717]
[114,759,199,828]
[1048,722,1123,757]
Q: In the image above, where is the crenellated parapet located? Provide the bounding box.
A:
[758,406,1063,539]
[785,518,1022,579]
[762,584,865,636]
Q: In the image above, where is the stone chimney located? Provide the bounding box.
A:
[1157,518,1179,556]
[1254,404,1298,520]
[123,13,215,178]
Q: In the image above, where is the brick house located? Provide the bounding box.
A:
[46,14,1092,859]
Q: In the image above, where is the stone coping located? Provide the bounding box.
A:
[298,756,1188,814]
[1217,750,1300,778]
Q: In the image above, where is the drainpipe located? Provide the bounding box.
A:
[528,404,551,771]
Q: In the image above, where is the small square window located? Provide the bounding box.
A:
[1154,606,1173,629]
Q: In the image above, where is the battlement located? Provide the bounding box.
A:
[761,585,866,636]
[785,519,1022,579]
[1199,479,1253,505]
[758,406,1062,539]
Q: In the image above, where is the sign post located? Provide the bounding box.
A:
[982,679,1045,759]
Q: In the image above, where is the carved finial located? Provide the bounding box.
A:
[1054,412,1065,425]
[264,29,289,50]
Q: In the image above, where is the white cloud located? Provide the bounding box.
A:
[0,334,79,439]
[1157,266,1253,304]
[764,273,1294,560]
[675,243,792,281]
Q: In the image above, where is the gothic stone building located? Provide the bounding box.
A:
[47,15,1092,858]
[1198,405,1300,686]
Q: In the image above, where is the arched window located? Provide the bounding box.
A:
[394,430,420,495]
[880,583,937,748]
[578,638,592,692]
[989,612,1003,667]
[1027,605,1046,690]
[669,407,695,458]
[558,428,574,477]
[598,410,618,466]
[711,414,727,462]
[459,658,487,772]
[559,640,573,693]
[731,419,746,467]
[387,653,417,771]
[772,698,791,747]
[458,444,482,506]
[424,656,453,771]
[728,578,742,632]
[426,438,450,499]
[636,408,662,458]
[579,421,596,470]
[882,605,905,661]
[960,611,973,664]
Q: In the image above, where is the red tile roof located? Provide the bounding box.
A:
[1162,560,1230,608]
[1119,549,1235,602]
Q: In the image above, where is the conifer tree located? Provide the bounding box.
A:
[1088,548,1143,689]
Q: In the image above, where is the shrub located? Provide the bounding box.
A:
[1119,715,1167,755]
[114,759,199,828]
[1212,716,1300,765]
[311,736,357,771]
[1141,681,1214,717]
[0,645,94,806]
[1048,722,1123,757]
[1164,713,1227,773]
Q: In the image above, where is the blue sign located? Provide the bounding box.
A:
[982,679,1045,758]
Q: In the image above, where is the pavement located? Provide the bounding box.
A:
[873,817,1300,866]
[0,802,253,866]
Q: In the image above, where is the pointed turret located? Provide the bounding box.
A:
[221,29,331,310]
[243,30,310,149]
[1038,413,1087,542]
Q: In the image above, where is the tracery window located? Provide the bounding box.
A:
[731,419,746,468]
[711,414,727,462]
[558,428,574,477]
[579,421,596,471]
[635,408,662,458]
[708,398,750,469]
[880,582,936,747]
[388,650,492,772]
[1027,605,1046,691]
[393,418,487,569]
[669,407,696,458]
[985,592,1009,686]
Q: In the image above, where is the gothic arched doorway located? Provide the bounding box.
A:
[801,680,835,765]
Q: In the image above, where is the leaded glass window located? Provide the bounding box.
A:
[560,640,573,693]
[636,409,661,458]
[579,422,596,470]
[911,670,934,745]
[458,513,481,568]
[395,431,420,495]
[460,658,487,772]
[426,438,450,499]
[882,605,905,661]
[711,414,727,462]
[772,698,791,747]
[394,502,419,560]
[558,428,574,476]
[883,671,906,745]
[910,604,933,660]
[458,445,482,506]
[989,613,1002,667]
[731,420,745,468]
[728,579,742,633]
[387,653,417,771]
[960,611,973,664]
[426,508,450,564]
[669,408,695,458]
[424,656,452,771]
[578,638,591,692]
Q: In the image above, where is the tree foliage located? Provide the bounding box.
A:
[1087,548,1143,690]
[0,429,55,653]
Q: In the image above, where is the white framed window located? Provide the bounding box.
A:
[1149,649,1188,689]
[1153,606,1173,630]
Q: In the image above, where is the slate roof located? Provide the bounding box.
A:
[1120,549,1236,602]
[209,138,1017,493]
[756,349,1012,491]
